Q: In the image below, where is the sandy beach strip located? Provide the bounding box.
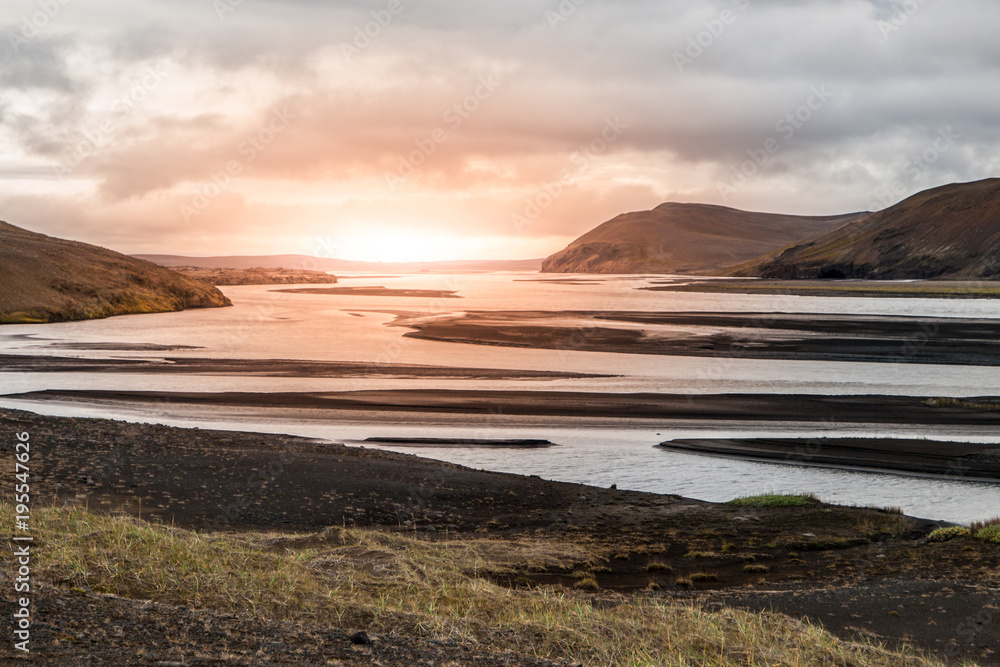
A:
[8,388,1000,426]
[660,437,1000,481]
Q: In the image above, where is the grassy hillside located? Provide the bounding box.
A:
[735,179,1000,279]
[542,204,862,274]
[0,221,231,324]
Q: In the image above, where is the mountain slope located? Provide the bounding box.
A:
[735,179,1000,279]
[0,221,231,324]
[542,203,862,274]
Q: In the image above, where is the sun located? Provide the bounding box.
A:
[334,230,467,263]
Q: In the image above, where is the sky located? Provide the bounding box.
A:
[2,0,999,261]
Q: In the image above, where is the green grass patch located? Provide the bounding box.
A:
[728,494,816,508]
[0,311,49,324]
[927,526,971,542]
[975,524,1000,544]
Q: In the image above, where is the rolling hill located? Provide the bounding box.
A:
[734,179,1000,279]
[541,203,863,274]
[0,221,231,324]
[136,254,543,273]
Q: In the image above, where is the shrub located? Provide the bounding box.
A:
[645,561,673,573]
[975,524,1000,544]
[926,526,971,542]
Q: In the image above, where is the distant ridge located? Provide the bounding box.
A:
[136,254,543,273]
[542,203,862,275]
[0,221,230,324]
[735,178,1000,279]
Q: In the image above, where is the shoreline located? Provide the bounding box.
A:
[0,353,605,380]
[8,389,1000,485]
[400,310,1000,366]
[642,279,1000,299]
[659,438,1000,484]
[10,388,1000,425]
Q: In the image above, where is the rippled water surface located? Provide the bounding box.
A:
[2,273,999,522]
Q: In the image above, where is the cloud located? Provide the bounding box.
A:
[1,0,999,257]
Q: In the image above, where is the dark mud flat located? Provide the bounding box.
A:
[2,408,999,664]
[273,285,460,298]
[707,580,1000,663]
[12,388,1000,426]
[37,342,204,351]
[365,436,555,447]
[642,279,1000,299]
[401,310,1000,366]
[0,353,603,380]
[1,407,698,533]
[660,437,1000,481]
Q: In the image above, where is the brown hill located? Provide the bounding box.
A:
[542,203,862,275]
[735,179,1000,279]
[0,221,231,324]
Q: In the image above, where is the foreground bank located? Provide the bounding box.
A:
[1,408,997,665]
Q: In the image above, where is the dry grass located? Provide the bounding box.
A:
[924,397,1000,412]
[1,501,953,667]
[645,561,673,573]
[970,516,1000,532]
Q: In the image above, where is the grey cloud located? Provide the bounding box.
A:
[2,0,1000,249]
